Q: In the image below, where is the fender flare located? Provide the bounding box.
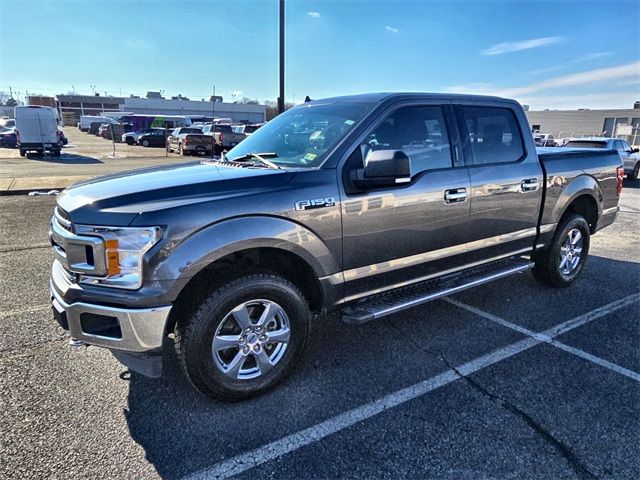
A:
[149,215,338,285]
[546,174,603,226]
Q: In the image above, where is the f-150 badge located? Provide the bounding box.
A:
[295,197,336,211]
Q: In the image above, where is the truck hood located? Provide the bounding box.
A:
[57,161,297,226]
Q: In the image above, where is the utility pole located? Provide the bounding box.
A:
[211,85,216,159]
[277,0,285,114]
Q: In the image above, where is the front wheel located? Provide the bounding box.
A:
[175,274,310,401]
[533,214,590,287]
[141,139,150,147]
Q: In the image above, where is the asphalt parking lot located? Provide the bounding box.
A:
[0,127,194,193]
[0,180,638,479]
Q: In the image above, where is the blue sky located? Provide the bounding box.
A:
[0,0,638,109]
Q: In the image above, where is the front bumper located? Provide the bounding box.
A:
[50,279,172,353]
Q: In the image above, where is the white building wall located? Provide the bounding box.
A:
[123,98,265,123]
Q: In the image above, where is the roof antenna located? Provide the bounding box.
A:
[304,95,312,103]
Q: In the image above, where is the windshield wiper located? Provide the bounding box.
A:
[225,152,281,169]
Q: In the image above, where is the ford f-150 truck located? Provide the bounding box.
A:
[49,93,623,401]
[166,127,213,156]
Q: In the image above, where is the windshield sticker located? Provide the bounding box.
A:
[344,119,355,125]
[303,153,317,163]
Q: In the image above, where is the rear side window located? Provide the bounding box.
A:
[462,107,524,165]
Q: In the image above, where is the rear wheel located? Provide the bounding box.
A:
[52,149,61,157]
[126,137,135,145]
[179,143,187,156]
[533,214,590,287]
[141,139,150,147]
[175,274,310,401]
[19,149,26,157]
[629,162,640,181]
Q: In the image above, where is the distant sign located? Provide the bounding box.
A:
[616,125,633,136]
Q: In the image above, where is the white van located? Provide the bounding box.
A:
[78,115,117,132]
[15,106,60,157]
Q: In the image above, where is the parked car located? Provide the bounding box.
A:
[232,123,264,136]
[167,127,213,156]
[122,127,165,145]
[0,118,16,128]
[201,123,246,151]
[78,115,117,132]
[14,105,60,157]
[533,133,556,147]
[563,137,640,180]
[49,93,623,401]
[0,127,18,148]
[137,129,169,147]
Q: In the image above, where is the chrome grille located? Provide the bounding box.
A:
[54,207,73,233]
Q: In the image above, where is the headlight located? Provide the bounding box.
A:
[75,225,162,289]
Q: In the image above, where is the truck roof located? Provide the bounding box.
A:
[307,92,516,105]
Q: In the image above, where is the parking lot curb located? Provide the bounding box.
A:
[0,175,92,195]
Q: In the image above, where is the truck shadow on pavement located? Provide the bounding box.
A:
[27,153,103,164]
[623,178,639,189]
[122,254,640,479]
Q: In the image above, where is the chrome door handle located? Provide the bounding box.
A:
[444,188,467,204]
[521,178,540,192]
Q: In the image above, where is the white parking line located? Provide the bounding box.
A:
[445,294,640,382]
[183,294,639,480]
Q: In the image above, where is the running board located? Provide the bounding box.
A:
[340,257,533,324]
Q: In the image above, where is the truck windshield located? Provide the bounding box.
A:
[226,102,374,167]
[564,141,607,149]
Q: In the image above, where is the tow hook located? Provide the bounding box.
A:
[69,338,88,348]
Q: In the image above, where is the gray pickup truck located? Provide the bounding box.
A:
[50,93,623,401]
[167,127,213,156]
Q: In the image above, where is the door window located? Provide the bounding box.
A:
[461,107,524,165]
[361,106,452,175]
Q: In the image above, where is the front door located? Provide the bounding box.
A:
[454,103,544,262]
[340,103,471,301]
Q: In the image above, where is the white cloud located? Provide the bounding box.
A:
[575,51,612,62]
[481,36,564,56]
[307,11,320,18]
[447,61,640,98]
[385,26,399,34]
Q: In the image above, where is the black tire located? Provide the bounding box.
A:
[214,143,223,155]
[126,137,135,145]
[19,149,26,157]
[179,143,187,156]
[141,139,150,147]
[629,162,640,181]
[533,214,590,287]
[175,274,310,401]
[52,149,61,157]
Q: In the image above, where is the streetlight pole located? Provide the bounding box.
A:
[277,0,285,114]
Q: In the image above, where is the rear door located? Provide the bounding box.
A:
[453,102,543,262]
[340,101,471,301]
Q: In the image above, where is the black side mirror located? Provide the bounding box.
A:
[353,150,411,189]
[633,148,639,154]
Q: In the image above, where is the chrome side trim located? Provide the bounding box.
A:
[539,223,556,234]
[339,247,533,304]
[324,227,538,285]
[602,206,619,216]
[368,262,534,320]
[50,280,172,352]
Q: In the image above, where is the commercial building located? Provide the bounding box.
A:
[56,94,265,126]
[526,102,640,145]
